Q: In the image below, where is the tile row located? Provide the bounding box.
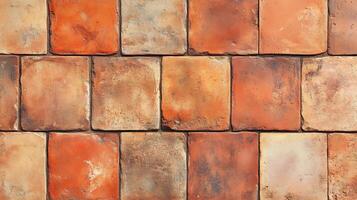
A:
[0,132,356,200]
[1,0,357,55]
[1,55,357,132]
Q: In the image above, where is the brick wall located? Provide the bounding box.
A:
[0,0,356,200]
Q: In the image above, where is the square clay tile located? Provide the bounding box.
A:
[232,57,301,131]
[188,132,258,200]
[21,56,90,131]
[121,132,186,200]
[0,0,47,54]
[50,0,119,54]
[259,0,327,54]
[48,133,119,200]
[162,56,230,130]
[302,57,357,131]
[92,57,160,130]
[0,132,46,200]
[329,134,357,200]
[329,0,357,55]
[189,0,258,54]
[121,0,187,54]
[0,56,19,130]
[260,133,327,200]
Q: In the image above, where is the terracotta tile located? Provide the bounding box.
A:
[0,0,47,54]
[329,0,357,54]
[188,132,258,200]
[260,133,327,200]
[0,56,19,130]
[189,0,258,54]
[329,134,357,200]
[162,56,230,130]
[92,57,160,130]
[21,56,89,131]
[0,132,46,200]
[232,57,301,131]
[302,57,357,131]
[48,133,119,200]
[259,0,327,54]
[121,0,187,54]
[121,132,186,200]
[50,0,119,54]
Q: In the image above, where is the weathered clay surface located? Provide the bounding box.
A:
[329,0,357,54]
[121,0,187,54]
[21,56,89,131]
[188,132,258,200]
[0,56,19,130]
[232,57,301,130]
[0,132,46,200]
[48,133,119,200]
[162,57,230,130]
[92,57,160,130]
[302,57,357,131]
[189,0,258,54]
[50,0,119,54]
[121,132,186,200]
[260,0,327,54]
[329,134,357,200]
[260,133,327,200]
[0,0,47,54]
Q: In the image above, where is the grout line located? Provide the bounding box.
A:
[118,0,122,56]
[118,132,122,200]
[18,56,23,131]
[186,0,189,56]
[46,132,50,200]
[299,57,303,132]
[326,133,330,200]
[229,56,233,132]
[257,0,260,54]
[159,57,163,131]
[185,132,189,200]
[258,132,261,200]
[89,57,94,130]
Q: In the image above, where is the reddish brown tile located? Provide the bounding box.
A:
[48,133,119,200]
[188,132,258,200]
[21,56,89,131]
[189,0,258,54]
[232,57,301,131]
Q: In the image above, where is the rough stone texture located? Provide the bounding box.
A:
[121,132,186,200]
[50,0,119,54]
[92,57,160,130]
[259,0,327,54]
[189,0,258,54]
[232,57,301,131]
[260,133,327,200]
[21,56,89,131]
[0,0,47,54]
[162,57,230,130]
[302,57,357,131]
[0,132,46,200]
[329,134,357,200]
[188,132,258,200]
[0,56,19,130]
[329,0,357,55]
[121,0,187,54]
[48,133,119,200]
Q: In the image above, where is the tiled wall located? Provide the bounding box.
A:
[0,0,356,200]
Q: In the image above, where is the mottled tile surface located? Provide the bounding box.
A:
[92,57,160,130]
[162,57,230,130]
[48,133,119,200]
[302,57,357,131]
[0,132,46,200]
[0,0,47,54]
[50,0,119,54]
[260,0,327,54]
[329,134,357,200]
[21,57,89,131]
[260,133,327,200]
[121,0,187,54]
[232,57,301,130]
[121,132,186,200]
[329,0,357,54]
[0,56,19,130]
[188,132,258,200]
[189,0,258,54]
